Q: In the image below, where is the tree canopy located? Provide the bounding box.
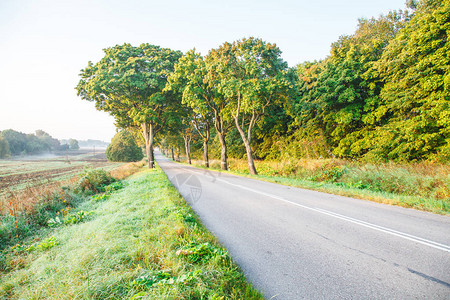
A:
[78,1,449,166]
[106,130,144,162]
[207,37,289,174]
[367,0,450,160]
[69,139,80,150]
[76,43,182,168]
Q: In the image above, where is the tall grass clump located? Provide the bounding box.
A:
[0,170,117,252]
[0,167,262,299]
[110,160,146,180]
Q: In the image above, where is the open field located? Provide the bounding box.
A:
[0,151,123,196]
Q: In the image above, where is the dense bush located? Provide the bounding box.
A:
[75,169,116,194]
[106,130,143,162]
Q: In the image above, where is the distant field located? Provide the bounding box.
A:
[0,150,123,196]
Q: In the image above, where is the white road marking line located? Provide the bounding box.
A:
[178,164,450,253]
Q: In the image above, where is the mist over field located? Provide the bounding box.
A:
[7,153,58,161]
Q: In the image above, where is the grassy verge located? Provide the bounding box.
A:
[0,161,146,251]
[176,157,449,215]
[0,166,262,299]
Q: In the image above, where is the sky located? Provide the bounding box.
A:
[0,0,407,142]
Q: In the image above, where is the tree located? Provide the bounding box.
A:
[76,43,182,168]
[166,50,214,167]
[192,113,211,167]
[168,104,195,164]
[210,37,289,174]
[328,12,408,158]
[106,130,143,162]
[368,0,450,161]
[0,129,61,155]
[287,11,408,159]
[163,133,183,161]
[69,139,79,150]
[0,129,28,155]
[36,129,60,150]
[0,136,10,158]
[59,144,70,151]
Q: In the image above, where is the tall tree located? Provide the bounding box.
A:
[167,50,220,168]
[76,43,182,168]
[210,38,289,174]
[288,11,408,159]
[369,0,450,160]
[178,105,195,165]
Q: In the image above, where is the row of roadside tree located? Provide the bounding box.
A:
[76,0,449,174]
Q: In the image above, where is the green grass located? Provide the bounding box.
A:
[179,157,450,215]
[253,175,449,214]
[0,167,262,299]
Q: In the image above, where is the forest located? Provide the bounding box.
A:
[76,0,449,175]
[0,129,79,158]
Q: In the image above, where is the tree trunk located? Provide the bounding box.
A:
[237,134,257,175]
[141,123,155,169]
[193,119,211,168]
[233,92,258,175]
[213,113,229,171]
[203,140,209,168]
[217,133,227,170]
[184,136,191,165]
[243,140,257,175]
[171,147,174,160]
[145,143,151,167]
[234,117,257,175]
[148,143,154,169]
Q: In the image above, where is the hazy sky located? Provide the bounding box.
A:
[0,0,407,142]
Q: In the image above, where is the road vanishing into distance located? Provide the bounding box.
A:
[155,151,450,299]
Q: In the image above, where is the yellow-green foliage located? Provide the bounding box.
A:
[106,130,144,162]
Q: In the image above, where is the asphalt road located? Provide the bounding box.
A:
[155,151,450,299]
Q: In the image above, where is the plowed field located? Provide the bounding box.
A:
[0,151,122,195]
